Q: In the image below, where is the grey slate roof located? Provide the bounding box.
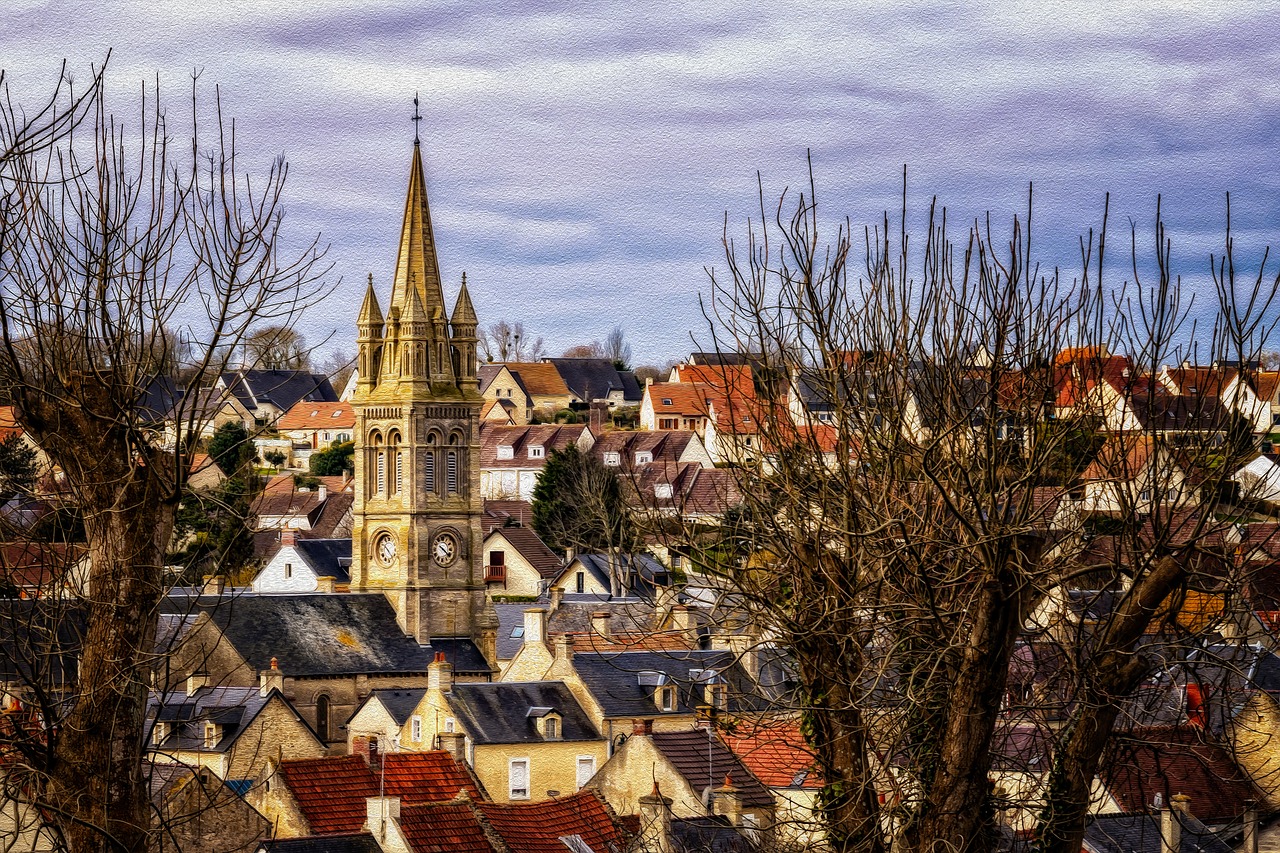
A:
[161,592,490,676]
[359,689,427,726]
[671,816,758,853]
[650,729,774,809]
[447,682,601,744]
[220,370,338,413]
[546,358,642,403]
[562,552,669,599]
[1082,812,1232,853]
[293,538,353,584]
[485,526,561,579]
[571,649,762,718]
[147,686,296,754]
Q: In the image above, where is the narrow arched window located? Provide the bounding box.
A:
[315,694,331,742]
[376,450,386,495]
[425,432,438,495]
[446,451,458,495]
[388,432,402,495]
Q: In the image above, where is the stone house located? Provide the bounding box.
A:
[479,525,561,598]
[146,682,326,783]
[501,363,575,419]
[275,401,355,469]
[348,654,606,804]
[478,364,532,425]
[587,726,777,834]
[549,552,670,600]
[216,370,339,429]
[478,423,594,501]
[159,592,493,750]
[723,719,824,847]
[251,532,351,593]
[150,762,272,853]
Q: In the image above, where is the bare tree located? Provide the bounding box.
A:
[479,319,545,363]
[688,165,1280,853]
[243,324,309,370]
[604,325,632,370]
[320,348,355,394]
[0,62,329,851]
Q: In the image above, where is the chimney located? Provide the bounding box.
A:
[646,376,654,386]
[549,586,564,612]
[671,605,698,644]
[549,634,575,678]
[632,718,654,736]
[591,611,612,638]
[589,400,608,432]
[438,731,467,765]
[201,575,226,596]
[1162,793,1190,853]
[428,651,453,693]
[1244,799,1259,853]
[638,782,673,853]
[317,483,327,502]
[280,528,297,548]
[315,576,336,594]
[186,672,208,697]
[713,774,743,826]
[523,608,548,646]
[365,795,400,842]
[260,657,284,697]
[565,546,577,563]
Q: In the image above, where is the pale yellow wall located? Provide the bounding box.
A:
[154,697,327,782]
[252,765,312,839]
[472,740,608,804]
[483,370,531,425]
[346,698,403,752]
[484,532,545,598]
[1231,692,1280,809]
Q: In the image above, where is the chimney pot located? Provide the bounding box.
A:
[591,610,612,638]
[523,608,548,645]
[633,718,653,736]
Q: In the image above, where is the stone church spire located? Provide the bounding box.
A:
[389,141,449,325]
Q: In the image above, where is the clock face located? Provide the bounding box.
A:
[375,533,397,565]
[433,532,458,567]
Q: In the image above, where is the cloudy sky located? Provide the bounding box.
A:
[2,1,1279,365]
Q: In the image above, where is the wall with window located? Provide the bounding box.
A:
[470,739,608,804]
[251,546,323,594]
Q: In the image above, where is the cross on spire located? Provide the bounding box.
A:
[412,93,422,144]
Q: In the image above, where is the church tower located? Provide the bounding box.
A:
[350,130,494,655]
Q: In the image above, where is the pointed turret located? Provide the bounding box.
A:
[356,274,384,395]
[399,274,429,382]
[450,272,479,385]
[390,143,448,323]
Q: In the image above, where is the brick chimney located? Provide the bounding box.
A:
[632,718,654,736]
[438,731,467,765]
[1162,792,1190,853]
[428,652,453,694]
[549,586,564,612]
[186,672,208,697]
[638,781,673,853]
[315,576,336,594]
[713,774,742,826]
[280,528,297,548]
[591,611,612,638]
[671,605,698,644]
[523,608,548,646]
[260,657,284,697]
[201,575,226,596]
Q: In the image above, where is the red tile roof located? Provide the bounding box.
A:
[647,383,717,418]
[1103,727,1263,823]
[399,800,496,853]
[724,720,822,789]
[277,401,356,431]
[278,752,482,836]
[477,790,627,853]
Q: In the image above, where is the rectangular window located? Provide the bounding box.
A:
[529,445,545,459]
[575,572,585,594]
[509,758,530,800]
[659,686,677,712]
[204,721,219,749]
[486,550,506,583]
[544,717,559,740]
[635,451,653,464]
[576,756,596,790]
[447,451,458,494]
[445,718,455,733]
[376,452,386,495]
[284,562,292,579]
[411,716,422,743]
[603,452,620,467]
[659,418,678,430]
[425,452,436,493]
[395,452,403,494]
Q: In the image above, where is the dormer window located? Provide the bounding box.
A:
[659,686,677,712]
[528,707,562,740]
[635,451,653,465]
[707,684,727,710]
[603,452,620,467]
[529,445,545,459]
[662,398,673,406]
[654,484,673,500]
[152,721,169,745]
[497,445,514,460]
[203,721,220,749]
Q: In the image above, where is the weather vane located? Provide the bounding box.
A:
[412,93,422,144]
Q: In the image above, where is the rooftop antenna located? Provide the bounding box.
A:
[412,93,423,145]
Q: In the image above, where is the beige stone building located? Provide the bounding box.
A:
[478,364,532,425]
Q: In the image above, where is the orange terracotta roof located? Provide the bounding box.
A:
[379,751,483,803]
[647,383,717,417]
[1255,371,1280,403]
[1162,367,1232,397]
[565,630,695,654]
[477,790,627,853]
[0,406,19,438]
[276,401,355,431]
[1081,434,1155,482]
[724,720,822,789]
[505,363,572,399]
[398,800,495,853]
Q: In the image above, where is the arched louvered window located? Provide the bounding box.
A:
[446,451,458,495]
